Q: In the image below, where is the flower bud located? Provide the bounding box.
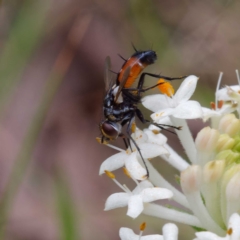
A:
[195,127,220,152]
[216,150,240,165]
[218,114,240,137]
[232,137,240,152]
[216,134,235,152]
[226,172,240,201]
[181,165,202,194]
[221,164,240,201]
[203,160,225,183]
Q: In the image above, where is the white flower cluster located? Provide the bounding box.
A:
[99,72,240,240]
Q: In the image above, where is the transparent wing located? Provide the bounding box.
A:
[115,66,131,102]
[104,56,113,92]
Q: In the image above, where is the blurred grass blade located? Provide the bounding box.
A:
[0,0,49,111]
[55,170,79,240]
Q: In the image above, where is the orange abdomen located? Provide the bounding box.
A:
[118,57,147,88]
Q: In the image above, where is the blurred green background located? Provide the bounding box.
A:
[0,0,239,239]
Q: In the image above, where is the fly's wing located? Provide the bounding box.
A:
[104,56,114,92]
[115,66,131,102]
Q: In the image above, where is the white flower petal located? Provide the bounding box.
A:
[125,152,147,180]
[119,228,163,240]
[143,129,167,145]
[174,75,198,103]
[228,213,240,239]
[132,128,148,144]
[132,180,154,194]
[216,85,240,101]
[151,108,175,121]
[142,94,171,112]
[141,235,163,240]
[127,195,143,218]
[140,143,169,158]
[99,152,126,175]
[195,232,227,240]
[104,192,129,211]
[172,101,203,119]
[153,116,173,126]
[140,188,173,202]
[202,107,221,122]
[119,228,139,240]
[162,223,178,240]
[202,105,236,122]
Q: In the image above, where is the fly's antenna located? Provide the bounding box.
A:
[118,54,127,61]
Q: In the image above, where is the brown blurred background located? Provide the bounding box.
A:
[0,0,239,239]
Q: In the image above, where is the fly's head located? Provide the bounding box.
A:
[99,120,122,142]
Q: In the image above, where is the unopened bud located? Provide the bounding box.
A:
[181,165,202,194]
[216,134,235,152]
[203,160,225,183]
[218,114,240,137]
[216,150,240,165]
[195,127,220,152]
[221,164,240,196]
[232,137,240,152]
[226,172,240,201]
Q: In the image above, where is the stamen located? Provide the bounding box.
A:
[227,227,233,235]
[105,170,115,179]
[138,222,146,239]
[96,137,105,144]
[123,167,131,178]
[103,141,125,152]
[215,72,223,110]
[210,102,216,110]
[157,79,175,97]
[152,129,160,134]
[236,69,240,86]
[218,100,223,109]
[131,122,136,133]
[105,170,130,192]
[139,222,146,231]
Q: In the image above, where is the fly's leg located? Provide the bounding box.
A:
[135,108,181,134]
[125,82,165,94]
[137,73,187,97]
[120,114,133,151]
[137,72,187,93]
[126,114,149,178]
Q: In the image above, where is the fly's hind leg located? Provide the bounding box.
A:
[135,108,181,134]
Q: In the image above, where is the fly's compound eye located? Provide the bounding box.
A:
[100,121,122,140]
